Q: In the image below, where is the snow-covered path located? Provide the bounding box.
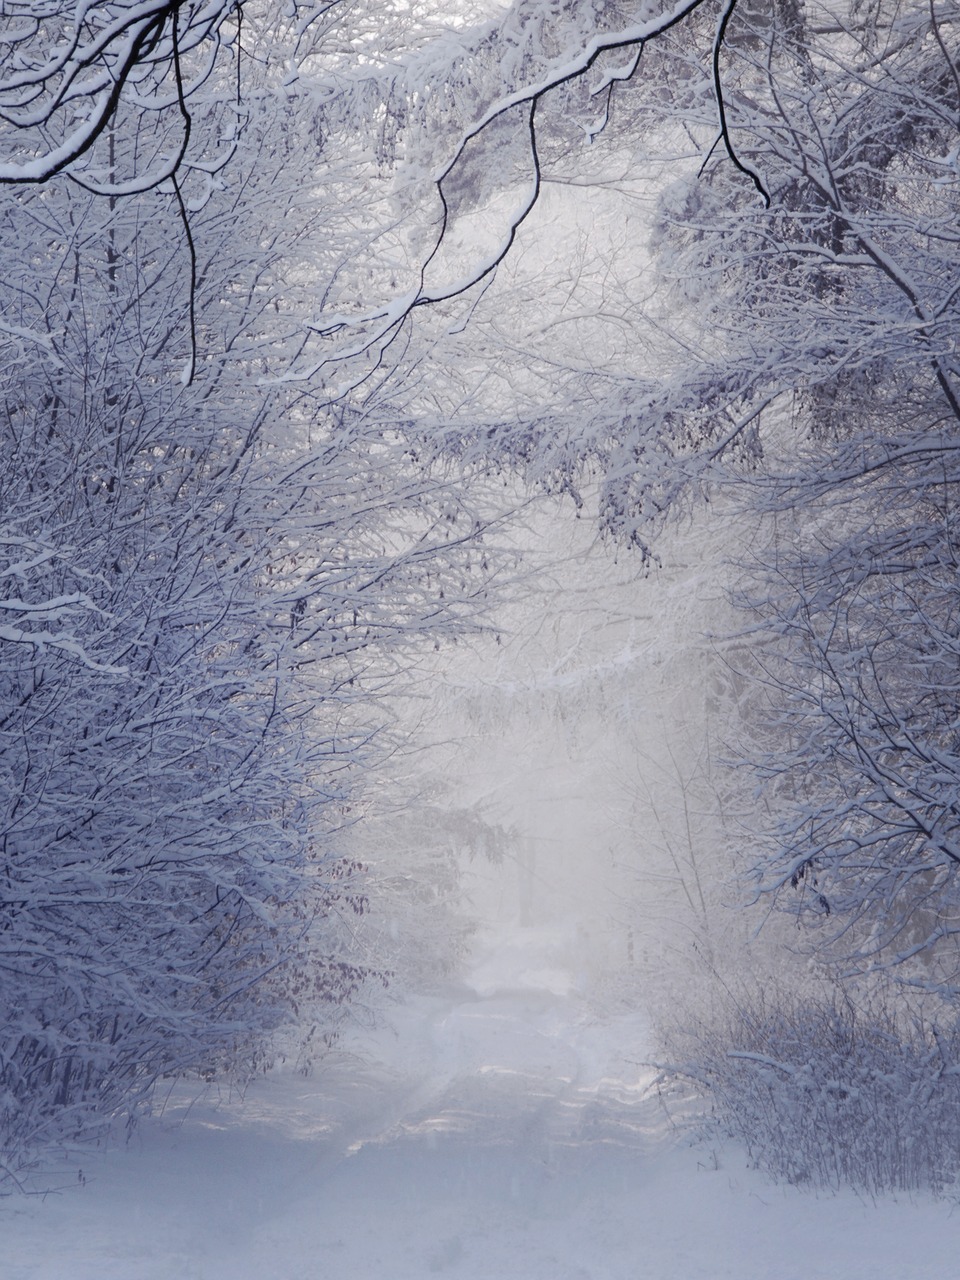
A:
[4,927,959,1280]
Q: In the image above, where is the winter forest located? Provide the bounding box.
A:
[1,0,960,1273]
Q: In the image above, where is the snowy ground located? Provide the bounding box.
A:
[4,924,959,1280]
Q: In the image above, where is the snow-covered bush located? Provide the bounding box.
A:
[663,986,960,1196]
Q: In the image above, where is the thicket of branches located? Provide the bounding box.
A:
[0,24,510,1183]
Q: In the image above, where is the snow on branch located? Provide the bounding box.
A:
[0,533,126,672]
[287,0,776,389]
[0,0,243,186]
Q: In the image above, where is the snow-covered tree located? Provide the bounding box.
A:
[0,59,514,1182]
[0,0,274,189]
[643,0,960,984]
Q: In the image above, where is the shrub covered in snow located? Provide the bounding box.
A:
[663,986,960,1196]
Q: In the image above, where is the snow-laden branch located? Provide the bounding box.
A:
[288,0,747,386]
[0,0,240,185]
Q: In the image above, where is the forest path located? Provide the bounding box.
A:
[3,925,957,1280]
